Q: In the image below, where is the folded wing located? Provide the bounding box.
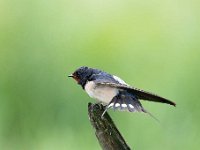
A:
[95,82,176,106]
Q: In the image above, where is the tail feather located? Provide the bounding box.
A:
[102,91,160,123]
[141,108,160,122]
[110,91,143,112]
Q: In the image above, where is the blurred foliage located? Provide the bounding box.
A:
[0,0,200,149]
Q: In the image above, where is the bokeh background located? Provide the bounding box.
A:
[0,0,200,149]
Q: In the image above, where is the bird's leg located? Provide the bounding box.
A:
[101,101,114,118]
[101,107,108,118]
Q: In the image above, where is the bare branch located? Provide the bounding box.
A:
[88,103,131,150]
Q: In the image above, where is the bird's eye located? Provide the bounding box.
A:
[76,72,80,76]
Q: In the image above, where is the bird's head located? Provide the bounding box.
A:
[68,66,94,88]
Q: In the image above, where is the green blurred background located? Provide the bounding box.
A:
[0,0,200,149]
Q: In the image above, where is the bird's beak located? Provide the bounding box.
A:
[68,74,74,77]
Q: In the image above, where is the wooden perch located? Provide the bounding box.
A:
[88,103,131,150]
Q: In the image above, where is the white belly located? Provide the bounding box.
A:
[85,81,118,105]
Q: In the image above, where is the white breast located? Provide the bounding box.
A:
[85,81,118,105]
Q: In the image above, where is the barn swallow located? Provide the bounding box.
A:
[68,66,176,117]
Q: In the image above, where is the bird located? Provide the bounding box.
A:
[68,66,176,117]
